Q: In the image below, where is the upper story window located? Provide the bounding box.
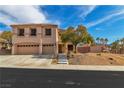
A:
[18,29,24,36]
[45,28,52,36]
[31,28,37,36]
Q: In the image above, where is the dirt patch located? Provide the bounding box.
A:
[69,53,124,65]
[51,59,58,64]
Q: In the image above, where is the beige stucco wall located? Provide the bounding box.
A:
[11,24,59,55]
[90,46,103,53]
[0,43,2,50]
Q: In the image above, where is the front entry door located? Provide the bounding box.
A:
[68,45,73,52]
[58,44,63,53]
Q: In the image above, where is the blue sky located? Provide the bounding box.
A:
[0,5,124,43]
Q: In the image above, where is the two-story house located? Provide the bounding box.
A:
[11,24,59,55]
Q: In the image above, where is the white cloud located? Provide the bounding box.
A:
[0,5,48,25]
[95,27,103,31]
[80,5,97,20]
[107,16,124,26]
[54,20,61,26]
[86,10,124,28]
[0,13,15,25]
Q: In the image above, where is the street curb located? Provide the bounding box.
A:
[0,65,124,71]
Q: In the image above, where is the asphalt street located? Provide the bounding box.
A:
[0,67,124,88]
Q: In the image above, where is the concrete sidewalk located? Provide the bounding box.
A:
[1,64,124,71]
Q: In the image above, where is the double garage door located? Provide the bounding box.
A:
[17,44,55,55]
[17,44,39,55]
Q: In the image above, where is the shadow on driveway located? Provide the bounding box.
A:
[31,55,54,59]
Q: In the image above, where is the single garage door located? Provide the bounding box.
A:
[42,44,54,55]
[17,44,39,55]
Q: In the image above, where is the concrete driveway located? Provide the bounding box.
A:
[0,55,53,67]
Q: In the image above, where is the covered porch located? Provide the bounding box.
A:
[58,43,74,54]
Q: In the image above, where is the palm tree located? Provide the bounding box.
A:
[105,38,108,45]
[96,37,100,44]
[100,38,104,45]
[120,38,124,53]
[111,40,120,53]
[120,38,124,47]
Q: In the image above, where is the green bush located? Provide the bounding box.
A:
[97,53,101,56]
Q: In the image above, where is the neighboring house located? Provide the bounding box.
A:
[0,38,6,50]
[90,45,109,53]
[77,44,110,53]
[11,24,59,55]
[77,44,90,53]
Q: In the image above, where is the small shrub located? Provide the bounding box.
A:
[108,57,114,60]
[97,53,101,56]
[110,62,113,64]
[68,60,72,64]
[67,51,74,58]
[51,59,57,64]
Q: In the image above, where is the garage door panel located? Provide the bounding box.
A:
[17,45,39,55]
[42,45,54,55]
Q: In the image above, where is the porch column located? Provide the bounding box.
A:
[54,42,58,56]
[12,44,16,55]
[55,42,59,55]
[39,39,42,55]
[65,43,68,54]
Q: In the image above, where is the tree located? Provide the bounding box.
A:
[83,34,94,45]
[76,25,88,40]
[0,31,12,49]
[111,40,120,53]
[61,26,75,53]
[120,38,124,53]
[96,37,100,44]
[105,38,108,45]
[100,38,104,45]
[120,38,124,48]
[71,25,89,53]
[61,25,94,53]
[69,31,81,53]
[61,26,74,43]
[0,31,12,43]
